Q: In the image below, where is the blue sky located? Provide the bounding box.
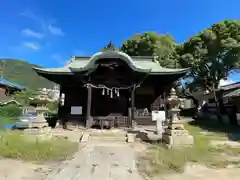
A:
[0,0,239,82]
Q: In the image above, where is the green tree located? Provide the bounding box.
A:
[121,32,179,68]
[13,89,37,106]
[177,20,240,121]
[177,20,240,91]
[0,104,22,117]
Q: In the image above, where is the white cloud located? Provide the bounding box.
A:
[19,12,42,23]
[22,28,44,39]
[20,11,65,37]
[22,42,40,50]
[48,24,64,36]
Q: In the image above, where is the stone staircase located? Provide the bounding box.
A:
[89,131,128,143]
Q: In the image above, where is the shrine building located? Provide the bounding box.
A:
[33,49,189,128]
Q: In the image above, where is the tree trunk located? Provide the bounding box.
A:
[212,85,223,124]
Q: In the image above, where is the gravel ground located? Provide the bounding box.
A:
[44,143,143,180]
[0,158,55,180]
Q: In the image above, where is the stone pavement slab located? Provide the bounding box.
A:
[44,143,144,180]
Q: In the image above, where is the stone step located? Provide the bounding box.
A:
[90,136,127,142]
[89,131,127,137]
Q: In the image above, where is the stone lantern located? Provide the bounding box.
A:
[30,88,51,128]
[162,88,194,148]
[16,88,50,129]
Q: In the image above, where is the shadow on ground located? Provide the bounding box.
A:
[189,120,240,141]
[127,129,162,144]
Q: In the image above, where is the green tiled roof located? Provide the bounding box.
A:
[33,51,189,75]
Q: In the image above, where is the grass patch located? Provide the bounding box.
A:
[0,130,79,162]
[184,123,229,140]
[212,144,240,156]
[186,120,240,140]
[138,123,240,177]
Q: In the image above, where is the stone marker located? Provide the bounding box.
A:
[127,133,136,143]
[81,133,90,142]
[156,114,164,136]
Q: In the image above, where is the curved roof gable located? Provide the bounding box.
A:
[33,50,190,75]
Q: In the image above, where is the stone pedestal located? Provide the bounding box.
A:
[16,107,49,129]
[31,107,49,128]
[162,88,194,148]
[163,108,194,148]
[23,127,52,141]
[162,133,194,148]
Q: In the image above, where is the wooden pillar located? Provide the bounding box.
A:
[130,87,135,128]
[86,86,92,128]
[57,85,63,120]
[58,85,67,129]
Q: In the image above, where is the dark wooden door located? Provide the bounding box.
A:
[92,89,129,116]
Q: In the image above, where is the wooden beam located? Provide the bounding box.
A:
[86,86,92,128]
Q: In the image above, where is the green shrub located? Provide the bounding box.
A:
[13,89,37,106]
[0,104,22,117]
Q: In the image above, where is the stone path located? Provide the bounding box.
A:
[44,143,144,180]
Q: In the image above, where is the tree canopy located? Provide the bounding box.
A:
[121,32,179,68]
[13,89,37,106]
[119,20,240,96]
[176,20,240,91]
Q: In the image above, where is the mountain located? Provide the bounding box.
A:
[0,59,54,89]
